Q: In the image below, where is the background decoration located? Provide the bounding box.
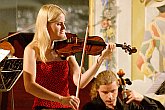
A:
[99,0,119,72]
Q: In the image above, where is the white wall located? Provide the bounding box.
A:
[116,0,131,78]
[92,0,132,77]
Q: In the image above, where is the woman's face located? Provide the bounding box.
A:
[47,13,66,41]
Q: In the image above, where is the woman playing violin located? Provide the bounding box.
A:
[23,4,115,110]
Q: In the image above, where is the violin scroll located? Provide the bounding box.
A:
[116,42,137,55]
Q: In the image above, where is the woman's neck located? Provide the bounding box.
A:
[45,49,63,61]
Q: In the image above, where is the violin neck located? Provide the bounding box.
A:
[86,40,106,46]
[115,43,123,47]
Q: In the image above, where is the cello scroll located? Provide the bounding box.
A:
[117,69,132,103]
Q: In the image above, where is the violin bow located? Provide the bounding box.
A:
[76,26,89,98]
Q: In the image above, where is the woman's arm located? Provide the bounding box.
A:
[69,43,115,88]
[23,45,80,110]
[23,45,62,102]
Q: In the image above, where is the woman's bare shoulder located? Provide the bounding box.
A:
[24,41,38,54]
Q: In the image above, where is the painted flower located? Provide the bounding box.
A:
[103,9,111,19]
[101,18,111,29]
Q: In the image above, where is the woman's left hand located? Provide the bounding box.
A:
[100,43,115,60]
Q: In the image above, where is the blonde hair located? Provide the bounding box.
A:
[90,70,118,100]
[32,4,65,62]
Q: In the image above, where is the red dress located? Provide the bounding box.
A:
[32,60,71,109]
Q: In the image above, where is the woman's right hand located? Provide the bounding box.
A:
[60,95,80,110]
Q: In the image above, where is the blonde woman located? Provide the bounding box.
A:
[23,4,115,110]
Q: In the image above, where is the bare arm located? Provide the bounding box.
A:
[69,43,115,88]
[23,45,79,110]
[23,45,62,102]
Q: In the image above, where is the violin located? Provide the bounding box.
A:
[53,33,137,57]
[117,69,132,103]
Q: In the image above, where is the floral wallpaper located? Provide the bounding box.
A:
[99,0,118,71]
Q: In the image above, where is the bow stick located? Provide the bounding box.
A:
[76,26,89,98]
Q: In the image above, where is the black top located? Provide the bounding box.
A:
[82,96,165,110]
